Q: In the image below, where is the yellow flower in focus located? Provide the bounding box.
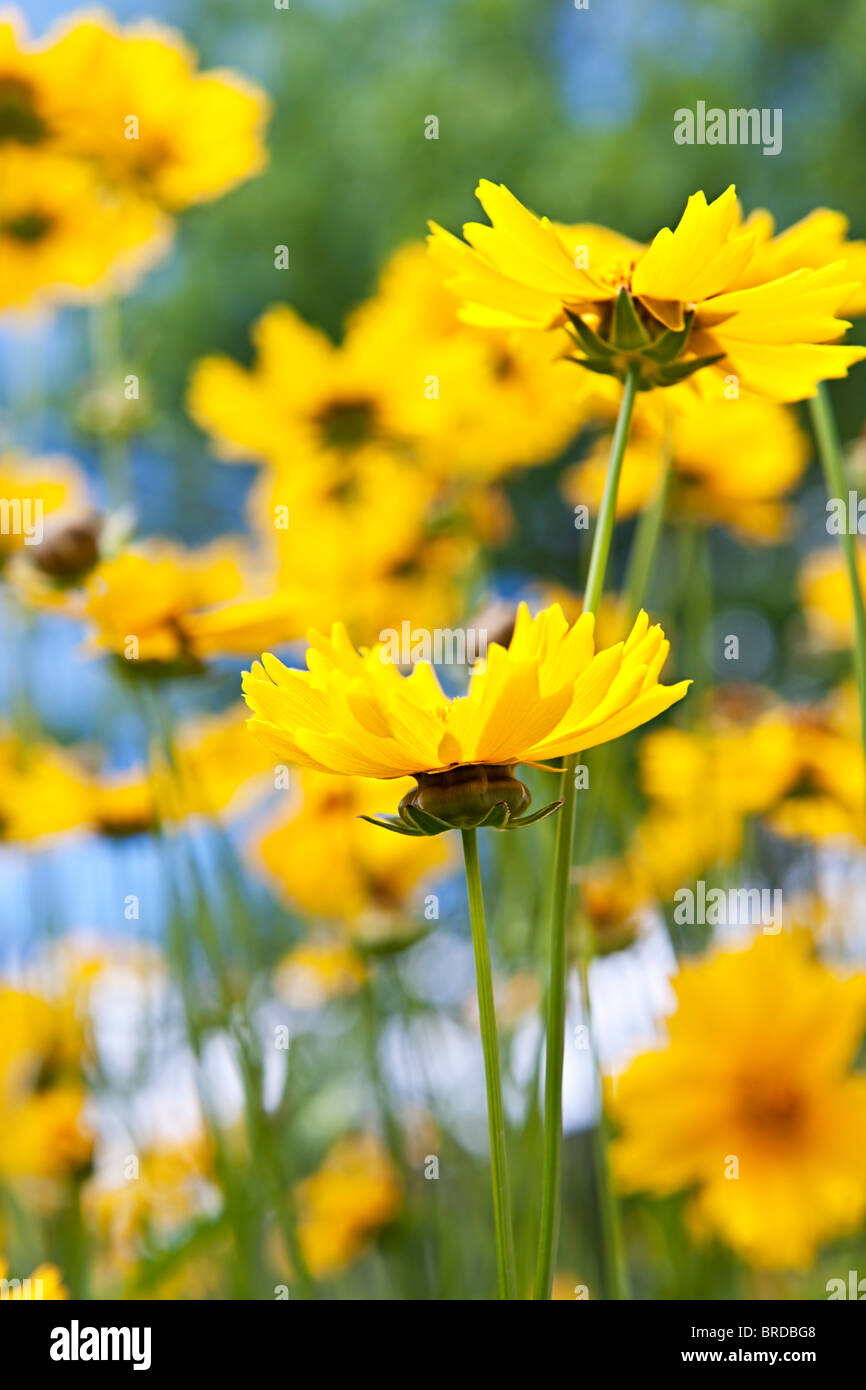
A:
[611,934,866,1268]
[296,1134,401,1278]
[0,145,169,311]
[799,545,866,650]
[0,1258,68,1299]
[253,770,449,928]
[429,182,866,400]
[732,207,866,318]
[274,940,367,1009]
[242,604,689,832]
[36,14,269,209]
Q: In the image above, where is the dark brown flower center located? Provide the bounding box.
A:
[0,77,47,144]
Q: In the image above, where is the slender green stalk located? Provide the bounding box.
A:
[461,828,517,1299]
[809,383,866,789]
[575,944,630,1299]
[533,360,639,1301]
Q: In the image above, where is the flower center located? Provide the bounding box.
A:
[3,211,53,243]
[740,1081,805,1137]
[316,398,377,450]
[0,78,47,144]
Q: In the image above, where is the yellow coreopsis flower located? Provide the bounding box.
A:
[35,13,270,209]
[611,933,866,1269]
[242,603,689,833]
[0,145,169,311]
[429,182,866,401]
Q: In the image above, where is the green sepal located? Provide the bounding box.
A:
[402,803,454,835]
[476,800,511,829]
[610,288,650,351]
[639,315,692,364]
[358,814,426,837]
[653,352,724,386]
[505,799,564,828]
[565,311,617,358]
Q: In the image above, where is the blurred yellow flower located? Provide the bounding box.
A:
[34,12,270,209]
[430,182,866,400]
[611,933,866,1268]
[0,451,88,562]
[296,1134,401,1278]
[799,544,866,650]
[0,145,168,311]
[80,540,246,665]
[0,735,95,841]
[565,392,809,543]
[576,856,652,954]
[274,940,367,1009]
[0,985,91,1180]
[189,244,593,483]
[253,770,449,927]
[0,1258,68,1299]
[84,1140,216,1282]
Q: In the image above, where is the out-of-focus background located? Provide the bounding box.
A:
[3,0,866,1301]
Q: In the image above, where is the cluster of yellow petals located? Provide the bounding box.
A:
[243,603,689,780]
[429,182,866,401]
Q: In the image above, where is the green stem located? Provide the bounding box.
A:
[576,946,630,1299]
[809,383,866,790]
[533,359,639,1301]
[461,828,517,1299]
